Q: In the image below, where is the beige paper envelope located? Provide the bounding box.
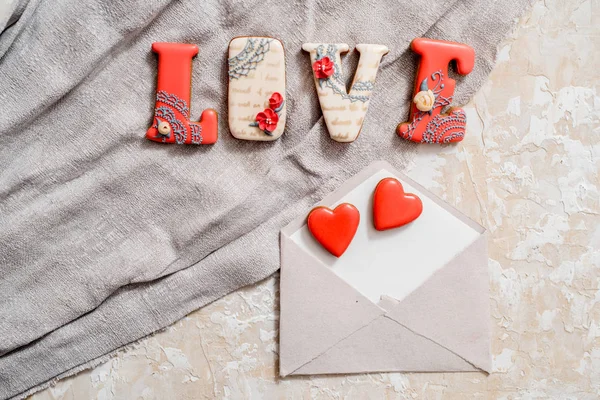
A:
[279,161,491,376]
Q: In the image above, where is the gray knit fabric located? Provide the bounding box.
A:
[0,0,530,398]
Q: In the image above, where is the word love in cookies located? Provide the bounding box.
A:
[146,38,474,145]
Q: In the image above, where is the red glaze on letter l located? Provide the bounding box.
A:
[146,43,218,145]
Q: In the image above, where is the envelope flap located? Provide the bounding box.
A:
[385,234,492,372]
[279,236,385,376]
[294,314,479,375]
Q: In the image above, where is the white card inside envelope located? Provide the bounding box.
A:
[290,169,481,303]
[279,161,492,377]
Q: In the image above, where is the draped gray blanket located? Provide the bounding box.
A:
[0,0,530,398]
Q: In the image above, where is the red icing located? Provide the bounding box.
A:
[256,108,279,132]
[269,92,284,110]
[373,178,423,231]
[397,38,475,144]
[146,42,218,145]
[312,56,335,79]
[307,203,360,257]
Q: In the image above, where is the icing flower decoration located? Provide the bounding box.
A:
[413,77,440,114]
[269,92,284,110]
[255,108,279,134]
[250,93,285,135]
[312,56,335,79]
[156,118,171,136]
[413,89,436,112]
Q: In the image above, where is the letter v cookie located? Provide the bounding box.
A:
[397,38,475,144]
[303,43,388,143]
[146,43,218,145]
[228,37,287,141]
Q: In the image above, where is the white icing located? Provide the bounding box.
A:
[228,37,286,141]
[302,43,388,143]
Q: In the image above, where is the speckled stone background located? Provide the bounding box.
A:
[29,0,599,398]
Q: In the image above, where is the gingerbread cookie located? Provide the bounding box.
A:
[228,37,286,141]
[307,204,360,257]
[146,43,218,145]
[302,43,388,143]
[373,178,423,231]
[397,38,475,144]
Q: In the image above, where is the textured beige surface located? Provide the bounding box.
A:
[29,0,599,398]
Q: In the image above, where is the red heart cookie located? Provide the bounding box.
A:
[307,203,360,257]
[373,178,423,231]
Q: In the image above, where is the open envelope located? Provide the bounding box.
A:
[279,161,491,376]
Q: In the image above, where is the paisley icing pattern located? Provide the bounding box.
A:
[398,71,466,144]
[396,38,475,144]
[145,42,218,145]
